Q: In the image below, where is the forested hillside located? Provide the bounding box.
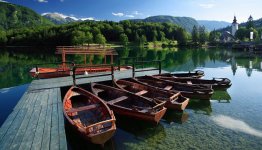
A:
[0,2,53,30]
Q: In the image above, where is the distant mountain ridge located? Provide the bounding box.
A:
[197,20,231,31]
[0,2,53,30]
[128,15,199,32]
[42,13,95,24]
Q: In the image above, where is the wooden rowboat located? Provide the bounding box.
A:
[159,70,204,78]
[90,83,167,124]
[113,79,189,111]
[130,76,214,100]
[30,66,132,79]
[63,86,116,145]
[153,76,232,90]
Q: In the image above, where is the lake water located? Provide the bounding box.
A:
[0,47,262,149]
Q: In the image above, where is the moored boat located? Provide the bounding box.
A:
[63,86,116,145]
[158,70,204,78]
[30,66,132,79]
[129,76,214,100]
[90,83,167,124]
[113,79,189,111]
[153,76,232,90]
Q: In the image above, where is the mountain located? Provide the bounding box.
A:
[0,2,53,30]
[197,20,231,31]
[42,13,96,24]
[129,15,199,32]
[42,13,78,24]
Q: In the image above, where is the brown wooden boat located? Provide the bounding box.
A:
[63,86,116,145]
[159,70,204,78]
[153,76,232,90]
[113,79,189,111]
[30,66,132,79]
[90,83,167,124]
[129,76,214,100]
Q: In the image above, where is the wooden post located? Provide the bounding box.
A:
[118,58,121,71]
[159,61,162,74]
[132,63,135,78]
[111,65,114,81]
[84,54,87,64]
[104,55,107,64]
[72,66,76,86]
[62,48,66,68]
[110,54,113,64]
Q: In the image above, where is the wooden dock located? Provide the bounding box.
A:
[0,68,167,150]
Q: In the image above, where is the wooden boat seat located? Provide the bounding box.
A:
[164,86,173,90]
[66,104,98,113]
[119,84,127,88]
[187,81,192,84]
[108,96,128,104]
[95,88,104,93]
[135,90,148,96]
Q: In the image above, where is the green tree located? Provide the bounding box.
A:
[199,26,208,45]
[209,30,221,43]
[95,33,106,47]
[139,35,147,46]
[246,15,254,29]
[0,30,7,45]
[192,25,199,44]
[176,27,188,45]
[71,30,86,45]
[119,33,128,46]
[86,31,93,46]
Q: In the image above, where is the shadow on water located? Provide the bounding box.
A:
[162,110,189,124]
[186,100,212,115]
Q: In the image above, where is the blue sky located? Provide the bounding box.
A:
[3,0,262,22]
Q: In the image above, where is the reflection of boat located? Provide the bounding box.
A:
[163,110,189,124]
[130,76,214,100]
[159,70,204,78]
[90,83,167,124]
[63,86,116,145]
[113,79,189,111]
[186,100,212,115]
[153,76,232,90]
[116,115,166,142]
[211,91,231,103]
[30,66,132,79]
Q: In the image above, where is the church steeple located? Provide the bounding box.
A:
[232,15,238,36]
[233,16,237,24]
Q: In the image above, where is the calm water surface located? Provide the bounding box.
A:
[0,47,262,149]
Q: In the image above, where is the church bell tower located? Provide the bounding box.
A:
[232,16,238,36]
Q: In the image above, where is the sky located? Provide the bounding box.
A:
[3,0,262,23]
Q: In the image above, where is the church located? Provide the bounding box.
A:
[220,16,238,42]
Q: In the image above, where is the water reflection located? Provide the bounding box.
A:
[211,91,231,103]
[162,110,189,124]
[212,115,262,138]
[186,100,212,115]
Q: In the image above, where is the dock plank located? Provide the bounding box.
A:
[18,93,42,150]
[50,88,60,150]
[57,89,67,150]
[9,92,39,150]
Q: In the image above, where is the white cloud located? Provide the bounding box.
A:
[0,0,8,3]
[125,15,135,18]
[80,17,95,21]
[60,0,64,2]
[38,0,48,3]
[199,3,215,9]
[133,11,143,15]
[112,12,124,17]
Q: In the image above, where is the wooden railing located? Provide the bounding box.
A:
[132,60,162,77]
[117,57,144,70]
[72,64,115,86]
